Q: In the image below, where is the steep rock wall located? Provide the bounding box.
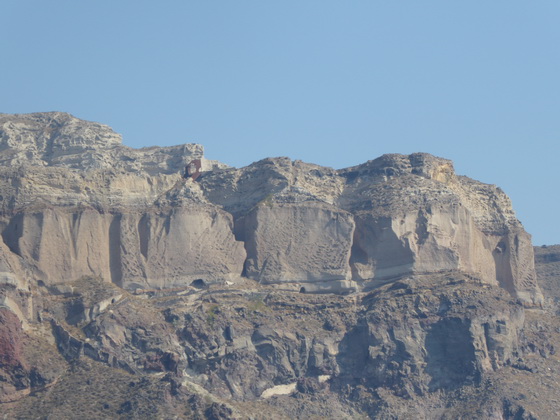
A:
[350,205,497,288]
[0,113,543,305]
[240,203,355,291]
[201,154,542,303]
[1,207,245,289]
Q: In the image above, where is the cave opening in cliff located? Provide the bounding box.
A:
[190,279,207,289]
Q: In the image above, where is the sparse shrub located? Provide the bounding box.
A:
[247,295,268,313]
[206,304,220,326]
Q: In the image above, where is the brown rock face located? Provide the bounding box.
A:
[0,307,28,402]
[0,308,25,369]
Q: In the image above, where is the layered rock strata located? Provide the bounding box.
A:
[0,112,555,418]
[0,112,542,305]
[201,154,541,304]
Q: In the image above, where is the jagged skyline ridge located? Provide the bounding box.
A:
[1,1,559,244]
[0,112,542,306]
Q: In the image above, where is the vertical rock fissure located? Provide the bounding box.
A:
[138,214,150,260]
[108,215,123,287]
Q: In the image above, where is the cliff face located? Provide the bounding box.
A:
[0,112,243,290]
[0,113,557,419]
[0,112,541,304]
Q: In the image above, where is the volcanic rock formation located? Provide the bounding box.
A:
[0,112,542,303]
[0,112,557,419]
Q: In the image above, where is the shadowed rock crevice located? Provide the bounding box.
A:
[108,215,123,287]
[137,214,150,260]
[1,213,24,256]
[425,318,478,391]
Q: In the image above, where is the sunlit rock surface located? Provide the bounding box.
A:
[0,113,557,419]
[0,112,542,304]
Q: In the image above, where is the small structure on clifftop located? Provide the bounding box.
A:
[185,159,202,181]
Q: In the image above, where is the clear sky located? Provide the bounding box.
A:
[1,1,559,245]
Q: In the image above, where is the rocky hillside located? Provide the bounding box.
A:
[0,112,557,419]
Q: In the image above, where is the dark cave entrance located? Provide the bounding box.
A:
[190,279,207,289]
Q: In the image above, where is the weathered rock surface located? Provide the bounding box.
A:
[4,264,556,419]
[0,111,221,173]
[201,153,541,304]
[241,203,355,290]
[0,307,28,401]
[339,155,539,304]
[0,112,244,290]
[1,207,245,289]
[0,112,556,418]
[0,112,542,305]
[164,274,525,403]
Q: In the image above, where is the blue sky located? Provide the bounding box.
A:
[1,1,559,244]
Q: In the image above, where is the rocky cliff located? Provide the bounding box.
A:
[0,112,554,419]
[0,112,243,291]
[0,112,542,304]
